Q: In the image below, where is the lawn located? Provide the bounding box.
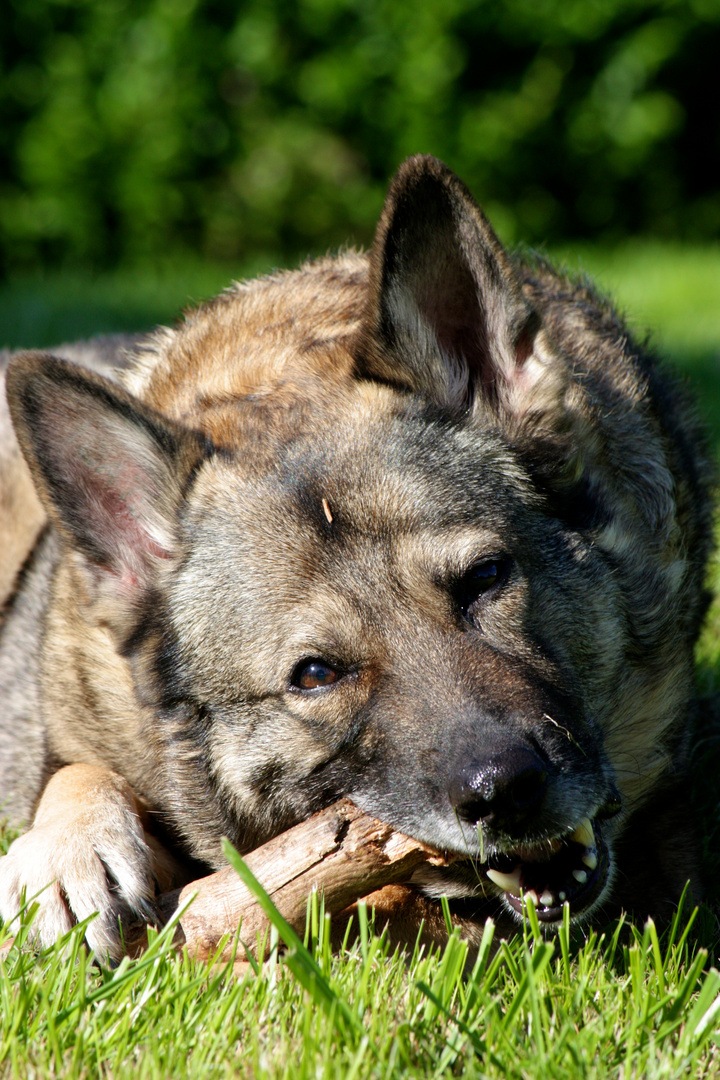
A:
[1,846,720,1078]
[1,242,720,1078]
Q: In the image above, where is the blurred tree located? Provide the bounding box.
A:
[0,0,718,276]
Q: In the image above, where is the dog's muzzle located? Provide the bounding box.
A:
[446,744,618,923]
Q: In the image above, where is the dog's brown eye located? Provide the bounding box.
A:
[456,557,509,617]
[292,660,340,691]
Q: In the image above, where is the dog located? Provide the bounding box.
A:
[0,155,714,959]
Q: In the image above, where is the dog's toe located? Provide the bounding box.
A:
[0,769,161,961]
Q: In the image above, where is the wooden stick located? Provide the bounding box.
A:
[140,799,453,962]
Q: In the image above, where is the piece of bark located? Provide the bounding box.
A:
[333,883,467,953]
[140,799,454,962]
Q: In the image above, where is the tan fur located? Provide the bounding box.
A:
[0,372,45,606]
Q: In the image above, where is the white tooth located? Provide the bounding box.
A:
[539,890,555,907]
[486,867,523,897]
[582,850,598,870]
[573,869,588,884]
[571,817,595,848]
[559,891,567,902]
[524,890,540,907]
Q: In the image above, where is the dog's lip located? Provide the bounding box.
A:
[483,816,609,923]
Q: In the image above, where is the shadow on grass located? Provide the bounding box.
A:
[694,567,720,922]
[669,349,720,454]
[691,699,720,933]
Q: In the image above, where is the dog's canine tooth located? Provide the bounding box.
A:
[486,866,523,896]
[582,850,598,870]
[571,818,595,849]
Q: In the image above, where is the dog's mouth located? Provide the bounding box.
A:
[484,816,609,923]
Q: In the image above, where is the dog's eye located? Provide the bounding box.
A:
[291,660,340,691]
[456,557,509,617]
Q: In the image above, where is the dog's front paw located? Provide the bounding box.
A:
[0,764,158,961]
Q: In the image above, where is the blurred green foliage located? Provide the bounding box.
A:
[1,0,719,276]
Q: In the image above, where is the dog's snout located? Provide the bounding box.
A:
[449,747,548,832]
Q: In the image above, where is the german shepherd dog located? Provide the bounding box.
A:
[0,156,713,959]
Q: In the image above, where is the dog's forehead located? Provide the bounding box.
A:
[194,390,536,543]
[174,398,540,684]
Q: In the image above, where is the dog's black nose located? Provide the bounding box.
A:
[449,747,548,832]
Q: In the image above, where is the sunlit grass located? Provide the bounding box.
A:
[2,857,720,1080]
[555,243,720,357]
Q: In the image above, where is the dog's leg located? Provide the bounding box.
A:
[0,763,167,961]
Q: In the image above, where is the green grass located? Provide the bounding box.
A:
[1,852,720,1080]
[0,257,276,353]
[1,241,720,1077]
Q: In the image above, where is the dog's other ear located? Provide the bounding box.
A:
[355,154,565,427]
[6,353,207,607]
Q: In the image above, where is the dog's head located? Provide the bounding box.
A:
[7,157,699,928]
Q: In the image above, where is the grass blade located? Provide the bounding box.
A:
[222,838,366,1047]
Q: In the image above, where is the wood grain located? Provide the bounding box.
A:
[134,799,455,962]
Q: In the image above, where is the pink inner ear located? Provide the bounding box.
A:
[86,466,173,583]
[9,356,189,601]
[416,265,495,397]
[515,325,535,368]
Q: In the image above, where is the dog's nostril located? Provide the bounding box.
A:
[447,778,493,824]
[450,747,548,828]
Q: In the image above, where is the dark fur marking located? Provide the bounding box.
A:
[0,523,52,627]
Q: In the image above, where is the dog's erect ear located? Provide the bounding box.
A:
[6,353,207,604]
[355,155,564,425]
